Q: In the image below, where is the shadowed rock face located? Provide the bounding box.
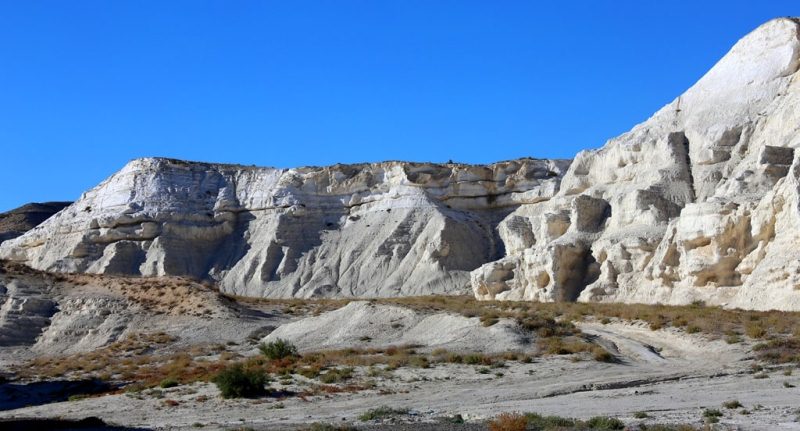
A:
[472,18,800,310]
[0,159,570,298]
[0,202,71,243]
[4,18,800,310]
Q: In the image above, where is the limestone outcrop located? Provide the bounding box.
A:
[4,18,800,310]
[0,159,569,298]
[471,17,800,310]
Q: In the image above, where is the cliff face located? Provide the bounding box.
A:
[4,18,800,310]
[472,18,800,310]
[0,158,569,298]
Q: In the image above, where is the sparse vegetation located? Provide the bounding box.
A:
[159,378,179,388]
[358,406,410,421]
[376,296,800,340]
[258,339,298,360]
[724,333,742,344]
[438,414,465,424]
[303,424,356,431]
[509,412,626,430]
[753,336,800,364]
[212,364,268,398]
[235,295,800,363]
[67,394,89,402]
[637,425,702,431]
[722,400,742,409]
[592,346,615,362]
[319,367,353,384]
[11,292,800,416]
[702,408,723,423]
[488,412,527,431]
[584,416,626,430]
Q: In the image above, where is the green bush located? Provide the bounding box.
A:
[159,378,179,389]
[585,416,625,430]
[259,339,298,360]
[212,364,268,398]
[319,367,353,384]
[722,400,742,409]
[522,412,626,430]
[702,408,722,423]
[438,414,464,424]
[524,412,575,429]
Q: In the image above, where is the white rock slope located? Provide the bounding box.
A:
[471,18,800,310]
[263,301,528,353]
[0,159,569,298]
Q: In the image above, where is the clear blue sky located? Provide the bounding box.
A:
[1,1,797,211]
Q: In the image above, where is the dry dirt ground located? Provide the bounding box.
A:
[0,264,799,430]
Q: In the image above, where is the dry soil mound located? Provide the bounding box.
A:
[263,301,529,353]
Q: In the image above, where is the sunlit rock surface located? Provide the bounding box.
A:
[472,18,800,310]
[0,158,569,298]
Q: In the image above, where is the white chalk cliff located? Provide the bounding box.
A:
[471,17,800,310]
[0,158,569,298]
[3,18,800,310]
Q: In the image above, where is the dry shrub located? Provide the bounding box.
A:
[488,412,528,431]
[753,336,800,364]
[591,346,615,362]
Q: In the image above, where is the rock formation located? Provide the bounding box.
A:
[471,17,800,310]
[263,301,528,353]
[0,261,234,353]
[0,202,71,243]
[3,18,800,310]
[0,159,569,298]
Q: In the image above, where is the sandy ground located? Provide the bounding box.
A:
[1,316,798,431]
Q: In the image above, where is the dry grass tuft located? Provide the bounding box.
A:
[488,412,528,431]
[753,336,800,364]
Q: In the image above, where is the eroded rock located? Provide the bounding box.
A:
[472,18,800,310]
[0,159,569,298]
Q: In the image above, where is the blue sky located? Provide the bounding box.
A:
[1,1,797,211]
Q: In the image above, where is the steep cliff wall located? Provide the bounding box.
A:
[0,158,569,298]
[471,18,800,310]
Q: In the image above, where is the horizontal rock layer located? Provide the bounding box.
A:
[0,158,569,298]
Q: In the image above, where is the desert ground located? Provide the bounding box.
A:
[0,262,798,431]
